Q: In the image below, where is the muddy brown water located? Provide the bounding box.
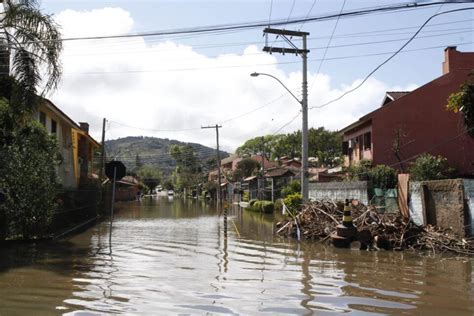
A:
[0,196,473,315]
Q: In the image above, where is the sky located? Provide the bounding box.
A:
[38,0,474,152]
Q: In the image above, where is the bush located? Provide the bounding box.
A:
[274,198,283,213]
[245,199,274,213]
[409,153,456,181]
[346,160,397,189]
[368,165,397,189]
[0,99,60,240]
[260,201,274,213]
[346,159,372,181]
[281,180,301,198]
[283,193,303,212]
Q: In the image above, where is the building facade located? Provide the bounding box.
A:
[340,47,474,176]
[36,99,100,188]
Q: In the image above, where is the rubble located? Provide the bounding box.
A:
[275,199,474,256]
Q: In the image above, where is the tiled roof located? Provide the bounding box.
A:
[264,167,297,178]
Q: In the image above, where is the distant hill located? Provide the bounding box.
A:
[105,136,229,176]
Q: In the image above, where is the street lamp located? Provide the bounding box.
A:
[250,71,309,201]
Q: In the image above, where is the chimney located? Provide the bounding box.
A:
[442,46,458,74]
[79,122,89,134]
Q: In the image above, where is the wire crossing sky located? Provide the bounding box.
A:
[36,0,474,151]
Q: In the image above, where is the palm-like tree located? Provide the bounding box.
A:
[0,0,62,110]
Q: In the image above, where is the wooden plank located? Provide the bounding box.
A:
[397,173,410,218]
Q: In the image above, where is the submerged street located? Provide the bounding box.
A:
[0,197,473,315]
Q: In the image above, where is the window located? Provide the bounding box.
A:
[342,141,349,155]
[363,132,372,150]
[51,120,57,134]
[39,111,46,127]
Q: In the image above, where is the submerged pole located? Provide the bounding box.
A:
[109,166,117,246]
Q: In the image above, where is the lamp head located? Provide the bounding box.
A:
[250,72,260,77]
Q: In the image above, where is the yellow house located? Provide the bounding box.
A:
[35,99,101,188]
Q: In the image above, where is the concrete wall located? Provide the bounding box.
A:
[308,181,370,205]
[422,179,466,237]
[408,181,425,226]
[463,179,474,236]
[410,179,472,237]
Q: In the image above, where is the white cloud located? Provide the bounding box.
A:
[50,7,417,152]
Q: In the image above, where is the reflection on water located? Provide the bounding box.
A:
[0,197,473,315]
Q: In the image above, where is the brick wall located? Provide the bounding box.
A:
[308,181,370,205]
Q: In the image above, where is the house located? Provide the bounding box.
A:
[263,167,298,200]
[340,47,474,176]
[35,99,101,188]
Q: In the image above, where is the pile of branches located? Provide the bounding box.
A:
[276,199,474,256]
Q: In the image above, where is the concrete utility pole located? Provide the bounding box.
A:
[262,28,310,200]
[99,118,106,180]
[201,124,223,207]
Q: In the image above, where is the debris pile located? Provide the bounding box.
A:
[276,199,474,255]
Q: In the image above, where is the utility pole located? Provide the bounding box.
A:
[202,124,223,208]
[99,118,106,180]
[262,28,310,201]
[260,136,265,200]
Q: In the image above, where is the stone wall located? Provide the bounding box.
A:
[308,181,370,205]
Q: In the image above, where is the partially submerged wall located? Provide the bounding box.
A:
[421,179,466,237]
[409,179,471,237]
[408,181,424,226]
[308,181,370,205]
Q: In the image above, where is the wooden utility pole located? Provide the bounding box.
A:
[99,118,106,180]
[201,124,223,207]
[262,28,310,201]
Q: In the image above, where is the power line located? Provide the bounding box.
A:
[299,0,319,31]
[310,7,474,110]
[108,120,202,132]
[58,27,472,59]
[57,18,474,55]
[25,1,471,44]
[49,39,473,76]
[308,0,347,93]
[271,111,302,136]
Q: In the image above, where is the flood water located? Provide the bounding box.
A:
[1,196,473,315]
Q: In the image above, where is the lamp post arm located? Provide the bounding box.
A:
[257,73,302,105]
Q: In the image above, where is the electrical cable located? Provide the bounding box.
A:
[23,1,471,44]
[310,7,474,110]
[308,0,347,93]
[299,0,319,31]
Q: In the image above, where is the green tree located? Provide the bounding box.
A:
[1,0,62,113]
[447,76,474,137]
[281,180,301,198]
[169,145,202,191]
[233,157,260,181]
[236,127,341,166]
[308,127,342,167]
[137,165,162,192]
[409,153,456,181]
[273,132,300,159]
[368,165,397,189]
[0,98,60,240]
[346,159,373,181]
